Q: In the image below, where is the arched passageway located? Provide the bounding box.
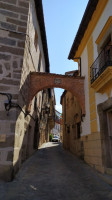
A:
[27,72,85,115]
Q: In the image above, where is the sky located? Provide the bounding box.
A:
[42,0,89,113]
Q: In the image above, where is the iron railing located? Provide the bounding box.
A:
[90,45,112,84]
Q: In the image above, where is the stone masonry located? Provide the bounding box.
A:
[0,0,29,181]
[0,0,50,181]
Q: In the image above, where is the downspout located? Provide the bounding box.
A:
[64,94,66,126]
[63,94,66,147]
[74,57,81,76]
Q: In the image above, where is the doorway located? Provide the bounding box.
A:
[106,110,112,167]
[33,118,40,149]
[98,98,112,168]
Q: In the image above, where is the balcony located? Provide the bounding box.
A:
[90,45,112,92]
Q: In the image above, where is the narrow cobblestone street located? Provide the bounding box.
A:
[0,142,112,200]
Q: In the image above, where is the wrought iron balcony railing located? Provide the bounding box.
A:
[90,45,112,84]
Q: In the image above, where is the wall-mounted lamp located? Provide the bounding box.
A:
[3,94,19,111]
[0,92,35,121]
[0,93,13,111]
[81,114,85,122]
[4,99,11,111]
[42,103,50,114]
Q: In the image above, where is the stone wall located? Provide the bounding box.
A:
[81,132,104,173]
[13,2,34,173]
[61,91,83,158]
[0,0,50,181]
[0,0,29,181]
[13,0,50,175]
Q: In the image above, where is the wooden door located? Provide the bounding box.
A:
[107,111,112,167]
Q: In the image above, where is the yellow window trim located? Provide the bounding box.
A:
[74,0,109,58]
[96,16,112,44]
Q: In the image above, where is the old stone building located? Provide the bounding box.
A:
[51,110,62,139]
[68,0,112,174]
[61,71,83,157]
[0,0,53,181]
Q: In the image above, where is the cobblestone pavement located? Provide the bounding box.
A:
[0,142,112,200]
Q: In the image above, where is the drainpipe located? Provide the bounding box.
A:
[64,95,66,126]
[64,94,66,147]
[74,57,81,76]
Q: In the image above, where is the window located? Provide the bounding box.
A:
[104,39,111,64]
[38,53,41,72]
[77,122,81,139]
[107,110,112,137]
[38,95,41,109]
[34,96,37,111]
[34,29,38,51]
[91,36,112,84]
[67,125,70,134]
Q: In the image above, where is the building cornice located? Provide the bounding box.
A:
[34,0,50,72]
[68,0,109,60]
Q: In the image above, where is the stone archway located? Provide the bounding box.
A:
[27,72,85,115]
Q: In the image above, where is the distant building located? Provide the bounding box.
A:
[61,84,83,157]
[52,110,62,139]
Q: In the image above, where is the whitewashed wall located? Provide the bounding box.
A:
[29,0,48,112]
[29,0,46,73]
[92,0,112,131]
[81,46,91,136]
[79,0,112,134]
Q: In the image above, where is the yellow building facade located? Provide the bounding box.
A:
[67,0,112,174]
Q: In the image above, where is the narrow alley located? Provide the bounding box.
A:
[0,142,112,200]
